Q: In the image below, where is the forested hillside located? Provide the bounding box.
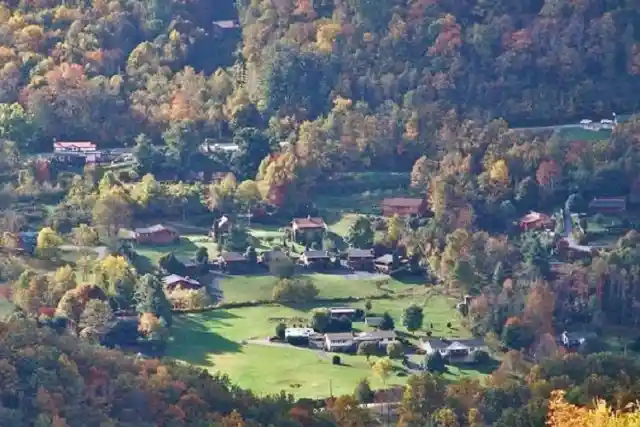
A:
[0,0,638,155]
[243,0,640,127]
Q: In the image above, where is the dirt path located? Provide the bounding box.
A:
[245,338,330,360]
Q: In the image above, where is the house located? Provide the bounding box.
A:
[374,254,395,274]
[291,216,327,244]
[53,141,97,153]
[299,250,331,269]
[588,197,627,213]
[325,332,356,352]
[355,330,397,347]
[134,224,179,244]
[420,338,488,364]
[365,316,384,328]
[345,248,374,271]
[209,215,232,239]
[561,331,597,349]
[218,251,248,273]
[285,327,322,345]
[162,274,202,291]
[381,198,427,217]
[519,212,553,231]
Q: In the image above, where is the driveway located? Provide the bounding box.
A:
[246,338,330,360]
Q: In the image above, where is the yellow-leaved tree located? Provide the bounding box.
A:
[547,390,640,427]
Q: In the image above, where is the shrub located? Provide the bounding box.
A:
[426,351,446,373]
[357,341,379,358]
[474,350,491,364]
[332,355,341,365]
[354,378,374,403]
[387,342,404,359]
[272,278,319,303]
[379,312,395,330]
[275,322,286,341]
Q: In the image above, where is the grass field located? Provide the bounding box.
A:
[136,234,219,265]
[219,274,425,303]
[167,291,479,397]
[556,127,612,141]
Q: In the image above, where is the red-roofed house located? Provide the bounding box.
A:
[133,224,180,244]
[588,197,627,213]
[53,141,97,152]
[381,198,427,217]
[519,212,553,231]
[292,216,327,244]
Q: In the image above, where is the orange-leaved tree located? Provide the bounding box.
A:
[547,390,640,427]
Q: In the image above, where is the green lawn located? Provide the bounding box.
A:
[167,291,479,398]
[556,127,611,141]
[136,234,219,265]
[219,274,425,304]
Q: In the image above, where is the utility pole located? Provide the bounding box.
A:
[329,379,333,398]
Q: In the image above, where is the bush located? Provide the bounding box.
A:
[354,379,374,403]
[357,341,379,358]
[332,355,341,365]
[272,278,319,303]
[379,312,395,330]
[426,351,446,373]
[269,257,296,279]
[387,342,404,359]
[474,350,491,364]
[275,322,286,341]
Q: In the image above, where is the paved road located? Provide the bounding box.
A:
[59,244,109,260]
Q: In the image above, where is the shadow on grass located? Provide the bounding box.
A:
[169,312,243,365]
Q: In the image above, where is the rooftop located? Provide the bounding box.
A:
[163,274,200,287]
[135,224,176,234]
[356,330,396,341]
[381,198,424,208]
[219,251,247,263]
[520,211,550,224]
[328,307,356,314]
[325,332,355,341]
[364,316,384,327]
[285,327,319,338]
[292,217,326,229]
[375,254,394,265]
[346,248,374,259]
[303,250,330,259]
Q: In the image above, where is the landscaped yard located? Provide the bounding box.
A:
[167,290,481,398]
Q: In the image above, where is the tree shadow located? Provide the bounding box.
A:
[168,311,244,365]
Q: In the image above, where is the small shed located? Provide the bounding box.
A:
[299,250,331,269]
[374,254,395,274]
[345,248,374,271]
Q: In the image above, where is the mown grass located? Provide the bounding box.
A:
[168,295,479,398]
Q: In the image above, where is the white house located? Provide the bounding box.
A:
[421,338,488,364]
[285,327,316,339]
[324,332,355,352]
[355,330,397,347]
